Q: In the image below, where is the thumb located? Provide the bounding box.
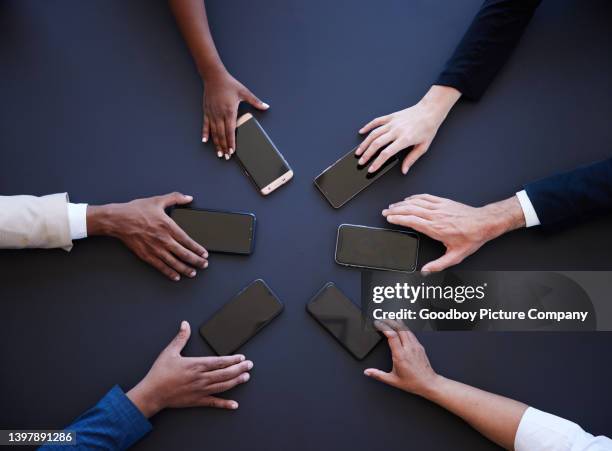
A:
[364,368,395,385]
[421,250,462,273]
[242,89,269,111]
[401,142,428,175]
[167,321,191,355]
[160,192,193,208]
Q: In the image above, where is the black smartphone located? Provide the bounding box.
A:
[314,146,400,208]
[170,207,255,255]
[307,282,381,360]
[236,113,293,195]
[199,279,283,355]
[335,224,419,273]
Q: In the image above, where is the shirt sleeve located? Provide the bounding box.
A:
[515,407,612,451]
[67,203,88,240]
[435,0,542,100]
[39,385,152,451]
[515,190,541,227]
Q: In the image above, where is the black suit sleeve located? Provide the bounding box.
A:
[435,0,542,100]
[524,158,612,227]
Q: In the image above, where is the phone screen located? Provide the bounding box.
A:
[170,208,255,255]
[336,224,419,272]
[200,280,283,355]
[314,147,399,208]
[307,283,381,360]
[236,116,291,192]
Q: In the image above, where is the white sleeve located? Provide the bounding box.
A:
[516,190,541,227]
[67,203,88,240]
[515,407,612,451]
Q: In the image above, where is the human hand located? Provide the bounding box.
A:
[127,321,253,417]
[355,85,460,174]
[382,194,526,271]
[364,319,439,397]
[87,192,208,281]
[202,70,269,159]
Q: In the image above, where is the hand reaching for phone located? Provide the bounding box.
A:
[382,194,526,271]
[355,85,460,174]
[127,321,253,417]
[86,192,209,281]
[202,70,269,159]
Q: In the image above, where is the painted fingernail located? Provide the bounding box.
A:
[224,154,230,160]
[173,275,180,282]
[202,136,208,143]
[202,250,208,258]
[246,361,254,370]
[262,102,270,109]
[180,321,188,330]
[382,209,388,215]
[238,354,246,361]
[242,373,250,382]
[364,369,371,376]
[189,270,196,278]
[229,148,234,155]
[368,166,375,173]
[217,151,223,158]
[203,261,209,269]
[358,158,365,165]
[230,401,239,409]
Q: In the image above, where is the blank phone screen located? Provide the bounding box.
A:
[336,225,418,272]
[307,283,381,360]
[236,117,290,190]
[171,208,254,255]
[200,280,283,355]
[314,147,399,208]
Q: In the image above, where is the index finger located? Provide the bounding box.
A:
[189,354,246,371]
[167,219,208,258]
[374,320,404,356]
[225,114,237,155]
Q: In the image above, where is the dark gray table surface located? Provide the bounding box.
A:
[1,1,611,450]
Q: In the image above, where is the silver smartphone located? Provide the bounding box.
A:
[235,113,293,195]
[335,224,419,273]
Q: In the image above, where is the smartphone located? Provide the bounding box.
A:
[314,146,400,208]
[199,279,283,355]
[307,282,381,360]
[335,224,419,273]
[236,113,293,195]
[170,207,255,255]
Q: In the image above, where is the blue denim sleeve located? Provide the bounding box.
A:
[39,385,152,450]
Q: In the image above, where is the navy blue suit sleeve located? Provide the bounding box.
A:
[435,0,542,100]
[524,158,612,227]
[39,386,152,450]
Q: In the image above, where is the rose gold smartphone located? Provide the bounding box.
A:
[235,113,293,195]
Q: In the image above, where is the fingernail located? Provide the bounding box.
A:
[203,261,209,269]
[217,151,223,158]
[181,321,188,330]
[185,195,193,202]
[382,209,388,215]
[229,148,234,155]
[239,354,245,361]
[189,270,196,278]
[224,154,230,160]
[364,369,371,376]
[246,361,254,370]
[202,136,208,143]
[262,102,270,109]
[230,401,239,409]
[358,158,365,165]
[387,215,395,222]
[368,166,375,173]
[242,373,250,382]
[173,275,180,282]
[202,250,208,258]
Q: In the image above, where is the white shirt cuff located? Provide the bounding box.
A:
[67,203,88,240]
[516,190,541,227]
[514,407,612,451]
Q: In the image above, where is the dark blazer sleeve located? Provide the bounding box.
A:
[524,158,612,227]
[435,0,542,100]
[38,386,152,450]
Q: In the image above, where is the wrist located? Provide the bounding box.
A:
[126,379,163,419]
[420,85,461,119]
[200,63,229,83]
[416,373,446,400]
[479,197,527,240]
[86,204,118,237]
